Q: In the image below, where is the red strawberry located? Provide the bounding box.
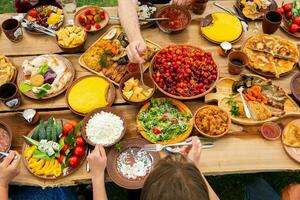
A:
[84,9,91,16]
[79,15,87,25]
[28,9,37,18]
[85,24,91,30]
[94,15,101,23]
[90,20,95,25]
[99,10,106,20]
[95,23,101,30]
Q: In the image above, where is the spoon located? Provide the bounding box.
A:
[237,86,252,119]
[0,151,18,160]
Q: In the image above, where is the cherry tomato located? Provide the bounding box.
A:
[290,24,298,33]
[283,3,292,13]
[293,17,300,26]
[73,146,85,157]
[172,118,178,124]
[152,127,161,135]
[63,123,73,135]
[76,137,85,146]
[61,143,70,154]
[68,120,77,128]
[57,154,65,164]
[277,7,285,15]
[68,156,80,168]
[286,11,293,20]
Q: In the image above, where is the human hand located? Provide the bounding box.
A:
[0,151,21,188]
[87,145,107,177]
[179,136,202,168]
[126,39,147,64]
[171,0,193,6]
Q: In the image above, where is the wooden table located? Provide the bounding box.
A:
[0,0,300,188]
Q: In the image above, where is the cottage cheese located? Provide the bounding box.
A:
[86,111,124,145]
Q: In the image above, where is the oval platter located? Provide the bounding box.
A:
[137,97,194,144]
[22,119,88,180]
[282,119,300,164]
[205,74,300,125]
[17,54,75,100]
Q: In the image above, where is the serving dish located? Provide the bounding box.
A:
[22,117,87,179]
[150,45,219,100]
[137,98,194,144]
[291,73,300,104]
[0,55,17,86]
[74,6,109,32]
[17,54,75,100]
[235,0,277,20]
[0,121,12,159]
[241,34,299,78]
[119,72,156,105]
[199,12,243,44]
[137,1,157,29]
[155,5,191,33]
[78,26,161,86]
[107,138,160,189]
[25,5,64,34]
[194,105,231,138]
[205,74,300,125]
[66,75,116,116]
[81,107,126,147]
[282,119,300,164]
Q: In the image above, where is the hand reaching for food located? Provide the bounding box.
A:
[87,144,107,177]
[126,39,147,64]
[179,136,202,169]
[0,151,21,187]
[170,0,193,6]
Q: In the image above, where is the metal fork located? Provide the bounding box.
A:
[143,141,214,152]
[0,151,19,160]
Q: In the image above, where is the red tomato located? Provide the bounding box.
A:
[76,137,85,146]
[68,120,77,128]
[293,17,300,26]
[283,3,292,13]
[152,127,161,135]
[63,123,73,135]
[84,9,91,15]
[290,24,298,33]
[276,7,285,15]
[68,156,80,168]
[73,146,85,157]
[286,11,293,20]
[172,118,178,124]
[61,143,70,154]
[57,154,65,164]
[28,9,37,18]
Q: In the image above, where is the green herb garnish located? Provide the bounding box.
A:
[114,142,122,152]
[227,97,240,117]
[99,51,108,68]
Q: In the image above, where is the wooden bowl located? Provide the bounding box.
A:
[155,5,191,33]
[106,138,160,189]
[193,105,231,138]
[149,45,219,100]
[56,26,87,53]
[291,73,300,104]
[137,98,194,144]
[81,107,126,147]
[22,119,88,179]
[0,121,12,159]
[119,72,156,105]
[66,75,116,116]
[74,6,109,33]
[17,54,75,100]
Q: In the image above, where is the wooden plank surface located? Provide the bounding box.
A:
[2,103,299,187]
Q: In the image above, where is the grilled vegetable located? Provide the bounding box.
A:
[46,116,54,140]
[51,123,57,142]
[56,120,63,138]
[31,124,40,140]
[38,120,47,140]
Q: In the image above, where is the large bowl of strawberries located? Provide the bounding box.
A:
[74,6,109,32]
[150,45,219,100]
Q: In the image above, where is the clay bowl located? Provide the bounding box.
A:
[260,122,281,141]
[65,75,116,116]
[106,138,160,189]
[0,121,12,159]
[149,45,219,100]
[74,6,109,33]
[81,107,126,147]
[193,105,231,139]
[119,72,156,105]
[155,5,191,33]
[137,97,194,144]
[290,73,300,104]
[56,26,87,53]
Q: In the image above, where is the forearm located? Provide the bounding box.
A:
[118,0,143,42]
[200,172,219,200]
[92,173,107,200]
[0,185,8,200]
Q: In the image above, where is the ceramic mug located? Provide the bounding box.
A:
[0,82,22,109]
[262,11,282,34]
[228,51,249,75]
[1,18,23,42]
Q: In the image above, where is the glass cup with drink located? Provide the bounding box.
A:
[61,0,77,25]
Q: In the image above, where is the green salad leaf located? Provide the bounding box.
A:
[38,64,49,75]
[19,82,33,93]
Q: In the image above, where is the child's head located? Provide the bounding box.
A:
[141,154,209,200]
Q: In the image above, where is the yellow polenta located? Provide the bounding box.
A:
[68,77,109,113]
[201,12,242,43]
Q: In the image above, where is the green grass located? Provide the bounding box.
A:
[2,1,300,199]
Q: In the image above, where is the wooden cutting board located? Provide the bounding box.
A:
[205,74,300,125]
